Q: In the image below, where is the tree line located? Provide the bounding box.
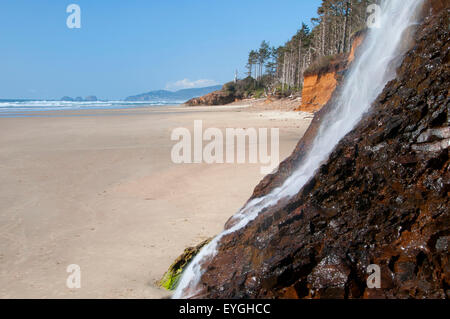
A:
[245,0,376,95]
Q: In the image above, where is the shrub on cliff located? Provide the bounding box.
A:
[304,53,347,77]
[223,76,260,99]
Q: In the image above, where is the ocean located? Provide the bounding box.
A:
[0,100,184,114]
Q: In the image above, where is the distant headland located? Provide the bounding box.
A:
[125,85,222,102]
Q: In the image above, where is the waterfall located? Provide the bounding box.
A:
[173,0,424,299]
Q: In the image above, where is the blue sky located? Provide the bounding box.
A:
[0,0,320,100]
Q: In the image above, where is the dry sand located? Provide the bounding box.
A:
[0,105,311,298]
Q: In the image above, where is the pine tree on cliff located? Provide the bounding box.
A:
[257,41,270,81]
[246,50,258,79]
[265,46,278,78]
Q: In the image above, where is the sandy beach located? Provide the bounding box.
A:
[0,104,311,298]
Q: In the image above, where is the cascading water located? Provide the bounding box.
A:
[173,0,424,299]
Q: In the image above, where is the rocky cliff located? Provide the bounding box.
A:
[185,77,259,106]
[184,89,236,106]
[189,2,449,299]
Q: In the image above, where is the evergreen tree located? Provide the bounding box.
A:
[243,0,375,95]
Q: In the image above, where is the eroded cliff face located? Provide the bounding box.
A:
[296,32,365,113]
[297,71,342,113]
[192,4,449,299]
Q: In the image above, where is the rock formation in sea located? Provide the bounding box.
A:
[180,0,449,299]
[84,95,98,102]
[60,96,98,102]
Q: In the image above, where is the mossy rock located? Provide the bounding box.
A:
[159,238,212,290]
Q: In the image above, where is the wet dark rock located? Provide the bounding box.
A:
[189,2,449,299]
[435,236,449,253]
[159,238,212,290]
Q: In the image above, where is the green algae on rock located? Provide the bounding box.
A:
[159,238,212,290]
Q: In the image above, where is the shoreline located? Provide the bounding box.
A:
[0,104,312,298]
